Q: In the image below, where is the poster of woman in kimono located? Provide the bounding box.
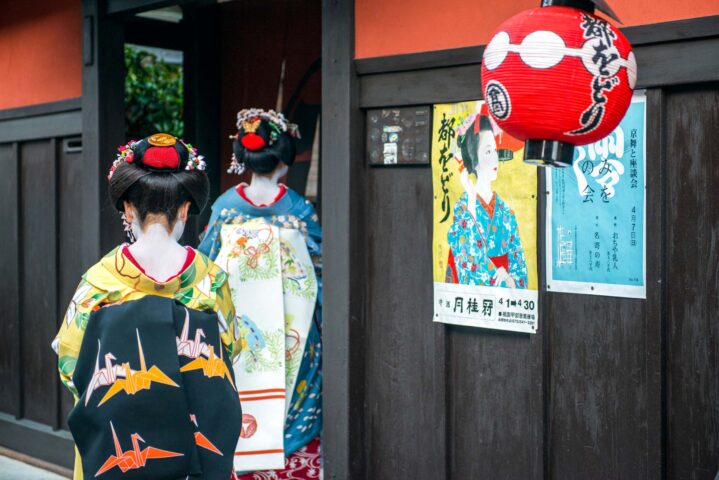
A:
[432,100,539,333]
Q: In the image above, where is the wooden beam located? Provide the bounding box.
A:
[0,111,81,143]
[0,413,74,470]
[181,3,220,245]
[358,37,719,108]
[81,0,126,264]
[322,0,367,478]
[124,16,187,50]
[356,45,484,76]
[0,98,81,121]
[360,64,482,108]
[355,14,719,77]
[623,14,719,45]
[106,0,191,16]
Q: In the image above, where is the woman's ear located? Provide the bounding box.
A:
[123,201,134,222]
[178,201,191,223]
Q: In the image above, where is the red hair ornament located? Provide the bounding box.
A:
[481,0,637,167]
[142,146,181,169]
[241,133,266,151]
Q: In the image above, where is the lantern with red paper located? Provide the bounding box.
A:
[481,0,637,167]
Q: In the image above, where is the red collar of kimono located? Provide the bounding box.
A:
[121,245,196,283]
[97,246,211,296]
[236,183,287,207]
[478,193,496,219]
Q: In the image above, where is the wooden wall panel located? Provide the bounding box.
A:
[58,136,85,429]
[0,104,82,466]
[20,139,58,425]
[0,143,21,416]
[322,0,367,477]
[547,294,653,478]
[665,85,719,480]
[365,167,446,480]
[448,326,543,479]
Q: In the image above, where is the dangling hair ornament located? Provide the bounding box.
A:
[227,137,246,175]
[182,141,207,171]
[108,140,138,180]
[121,212,136,243]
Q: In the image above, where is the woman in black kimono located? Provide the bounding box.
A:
[53,133,242,480]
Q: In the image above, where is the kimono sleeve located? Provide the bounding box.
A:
[52,279,108,398]
[213,271,241,360]
[298,199,323,287]
[199,191,242,260]
[299,199,322,247]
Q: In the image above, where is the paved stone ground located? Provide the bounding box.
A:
[0,455,68,479]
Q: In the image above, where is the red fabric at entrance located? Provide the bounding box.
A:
[234,438,321,480]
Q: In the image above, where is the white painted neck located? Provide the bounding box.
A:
[127,222,188,282]
[243,164,288,206]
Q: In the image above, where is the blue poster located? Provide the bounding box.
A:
[546,93,646,298]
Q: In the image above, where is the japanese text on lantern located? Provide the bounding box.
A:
[437,113,455,223]
[571,14,621,135]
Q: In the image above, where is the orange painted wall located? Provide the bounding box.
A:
[0,0,82,109]
[356,0,719,58]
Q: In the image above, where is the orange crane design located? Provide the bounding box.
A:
[87,329,178,407]
[180,343,236,390]
[190,414,223,456]
[95,421,183,476]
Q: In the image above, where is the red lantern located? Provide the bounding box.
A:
[481,2,637,167]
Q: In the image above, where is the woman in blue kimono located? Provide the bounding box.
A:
[198,109,322,479]
[446,112,528,289]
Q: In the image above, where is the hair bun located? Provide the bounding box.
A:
[108,133,206,180]
[228,109,298,175]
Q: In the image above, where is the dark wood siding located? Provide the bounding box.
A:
[58,136,86,429]
[665,85,719,479]
[346,25,719,477]
[20,139,59,426]
[0,101,81,468]
[365,168,446,479]
[0,144,21,417]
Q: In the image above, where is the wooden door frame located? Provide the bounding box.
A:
[321,0,366,478]
[81,0,220,252]
[82,1,362,478]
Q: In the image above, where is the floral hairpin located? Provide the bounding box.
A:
[182,141,206,171]
[108,140,139,181]
[235,108,301,140]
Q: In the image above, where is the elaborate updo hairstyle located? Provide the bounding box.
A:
[108,133,209,226]
[457,113,514,174]
[228,108,300,175]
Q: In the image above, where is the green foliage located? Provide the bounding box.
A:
[124,45,183,138]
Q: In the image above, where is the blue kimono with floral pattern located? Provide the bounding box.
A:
[446,192,528,288]
[198,186,322,458]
